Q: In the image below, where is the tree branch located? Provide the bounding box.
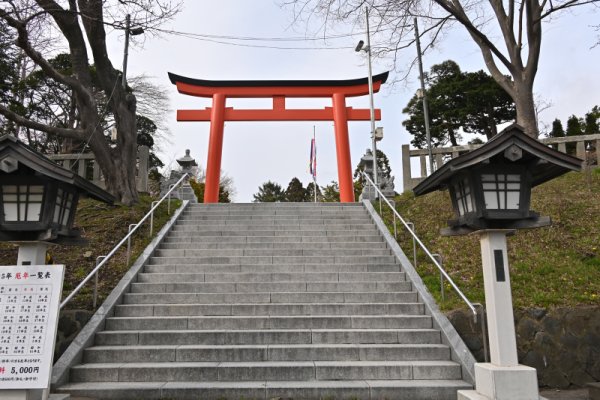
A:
[433,0,515,72]
[0,7,90,102]
[0,105,85,139]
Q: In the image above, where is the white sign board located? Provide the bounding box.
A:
[0,265,64,389]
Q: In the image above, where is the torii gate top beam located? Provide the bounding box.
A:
[168,72,389,98]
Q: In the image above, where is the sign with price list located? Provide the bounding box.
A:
[0,265,64,389]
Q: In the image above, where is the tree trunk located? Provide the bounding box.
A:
[513,86,538,138]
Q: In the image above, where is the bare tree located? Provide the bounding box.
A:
[285,0,599,137]
[0,0,181,205]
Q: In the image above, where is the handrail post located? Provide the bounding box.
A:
[168,184,176,215]
[393,212,397,239]
[126,224,137,265]
[93,256,106,309]
[149,201,159,237]
[432,253,444,301]
[407,222,417,267]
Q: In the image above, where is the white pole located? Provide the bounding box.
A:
[477,230,518,366]
[365,7,378,190]
[313,126,317,203]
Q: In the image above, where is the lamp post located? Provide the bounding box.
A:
[122,14,144,89]
[356,7,378,191]
[413,124,582,400]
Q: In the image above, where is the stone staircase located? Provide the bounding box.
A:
[56,203,471,399]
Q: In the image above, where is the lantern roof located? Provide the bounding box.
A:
[0,135,114,204]
[176,149,197,167]
[413,124,582,196]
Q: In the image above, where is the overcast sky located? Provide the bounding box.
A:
[107,1,599,202]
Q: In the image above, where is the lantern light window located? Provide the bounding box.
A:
[481,173,521,210]
[2,185,45,222]
[454,177,474,216]
[53,188,75,228]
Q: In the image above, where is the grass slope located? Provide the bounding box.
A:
[384,169,599,310]
[0,194,181,310]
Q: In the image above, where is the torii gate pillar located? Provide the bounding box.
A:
[169,72,389,203]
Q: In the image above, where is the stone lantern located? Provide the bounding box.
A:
[358,148,395,200]
[176,149,198,181]
[0,135,114,264]
[413,124,582,400]
[174,149,198,202]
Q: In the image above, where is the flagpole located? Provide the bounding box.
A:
[313,126,317,203]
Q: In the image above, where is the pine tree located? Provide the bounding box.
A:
[285,177,309,202]
[253,181,286,202]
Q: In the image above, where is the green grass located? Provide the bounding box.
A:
[378,169,600,310]
[0,194,182,310]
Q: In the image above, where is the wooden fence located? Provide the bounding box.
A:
[48,145,150,192]
[402,134,600,192]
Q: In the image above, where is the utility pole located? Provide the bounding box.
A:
[122,14,144,90]
[122,14,131,89]
[414,17,434,174]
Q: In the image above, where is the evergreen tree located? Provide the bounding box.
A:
[306,182,322,202]
[253,181,285,202]
[548,119,565,150]
[566,115,583,154]
[285,177,309,202]
[321,181,340,203]
[584,107,599,135]
[189,180,231,203]
[403,60,515,148]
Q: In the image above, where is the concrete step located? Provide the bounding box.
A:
[115,302,421,317]
[177,214,371,220]
[123,292,420,305]
[147,255,398,265]
[57,379,471,400]
[116,302,424,318]
[158,241,388,250]
[162,234,383,243]
[105,315,433,330]
[143,263,401,274]
[83,343,451,363]
[171,224,378,232]
[153,248,392,257]
[70,360,461,382]
[94,329,442,346]
[175,218,372,225]
[137,271,405,283]
[129,281,411,294]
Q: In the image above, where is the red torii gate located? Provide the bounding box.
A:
[168,72,388,203]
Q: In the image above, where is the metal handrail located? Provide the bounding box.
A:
[361,171,477,318]
[60,173,189,309]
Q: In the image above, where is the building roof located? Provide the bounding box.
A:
[0,135,114,204]
[413,124,583,196]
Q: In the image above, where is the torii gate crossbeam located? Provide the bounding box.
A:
[169,72,389,203]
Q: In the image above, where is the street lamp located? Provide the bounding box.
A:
[413,124,582,400]
[356,7,378,191]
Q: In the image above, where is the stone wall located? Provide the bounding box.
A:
[54,309,93,360]
[447,306,600,388]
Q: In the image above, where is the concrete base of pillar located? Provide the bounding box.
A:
[457,363,540,400]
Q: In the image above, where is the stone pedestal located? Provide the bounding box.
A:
[458,363,539,400]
